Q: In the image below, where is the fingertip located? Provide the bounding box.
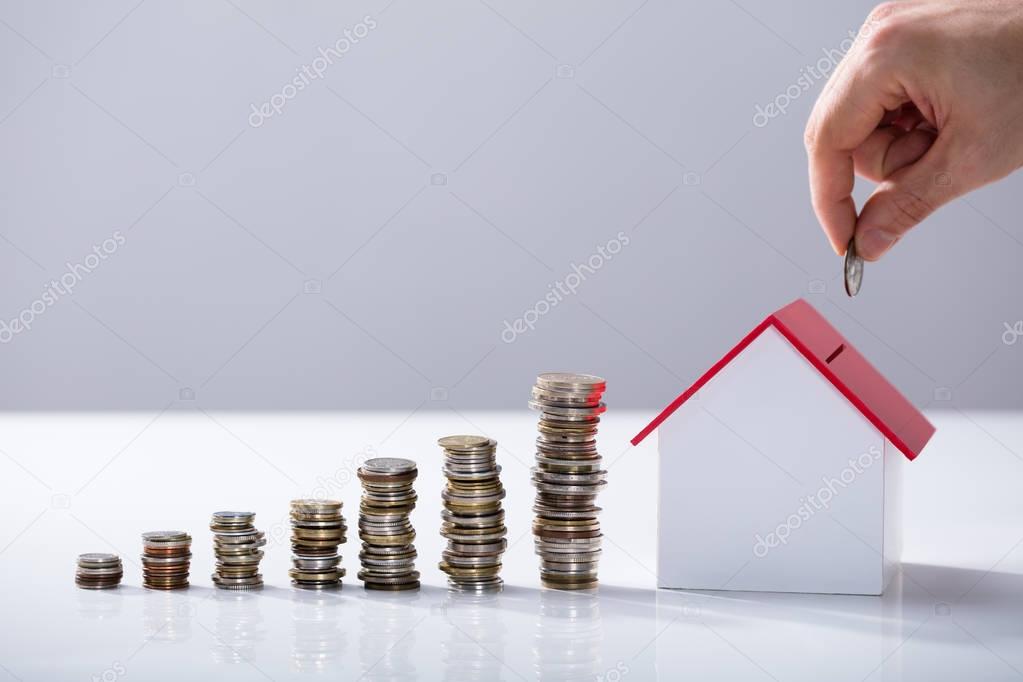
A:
[814,195,858,259]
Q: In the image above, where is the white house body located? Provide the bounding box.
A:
[634,299,933,595]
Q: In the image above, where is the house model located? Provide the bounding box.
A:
[632,299,935,595]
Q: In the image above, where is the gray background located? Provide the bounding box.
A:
[1,0,1020,411]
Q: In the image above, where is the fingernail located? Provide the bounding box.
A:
[857,229,899,260]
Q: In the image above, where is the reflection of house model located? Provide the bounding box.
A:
[632,299,935,595]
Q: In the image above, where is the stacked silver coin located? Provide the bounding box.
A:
[437,435,507,592]
[142,531,192,590]
[357,457,420,591]
[75,553,123,589]
[528,372,608,590]
[289,499,348,589]
[210,511,265,590]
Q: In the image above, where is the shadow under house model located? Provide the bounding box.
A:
[633,299,935,595]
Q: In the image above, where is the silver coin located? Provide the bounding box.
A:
[143,539,192,549]
[536,372,606,391]
[212,511,254,520]
[528,400,607,417]
[142,531,189,542]
[359,558,417,570]
[448,580,503,593]
[437,435,491,450]
[844,237,864,297]
[532,467,607,484]
[531,387,602,407]
[362,457,417,474]
[440,510,504,527]
[359,544,417,556]
[291,498,342,509]
[76,566,124,577]
[78,553,120,565]
[212,528,262,538]
[358,512,408,524]
[442,467,502,481]
[140,554,192,564]
[213,573,263,585]
[535,541,604,554]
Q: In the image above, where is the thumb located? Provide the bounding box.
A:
[854,136,959,261]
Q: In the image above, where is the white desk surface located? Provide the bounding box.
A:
[0,409,1020,681]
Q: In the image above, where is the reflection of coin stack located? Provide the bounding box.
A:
[75,553,123,589]
[142,531,192,590]
[437,435,507,593]
[211,592,265,664]
[442,592,506,681]
[211,512,265,590]
[359,594,418,680]
[534,590,603,681]
[289,499,347,590]
[357,458,420,591]
[529,373,607,590]
[143,592,193,642]
[291,592,344,673]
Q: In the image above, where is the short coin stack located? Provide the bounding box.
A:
[142,531,192,590]
[289,499,348,589]
[437,435,507,592]
[210,511,265,590]
[528,372,608,590]
[357,457,420,591]
[75,553,123,589]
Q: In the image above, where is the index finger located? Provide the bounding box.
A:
[804,52,905,255]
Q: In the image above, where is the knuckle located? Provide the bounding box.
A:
[860,3,909,55]
[889,188,934,228]
[803,121,819,153]
[865,2,899,28]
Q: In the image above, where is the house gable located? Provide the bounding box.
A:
[633,299,934,461]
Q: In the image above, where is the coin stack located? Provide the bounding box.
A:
[357,457,420,591]
[437,435,507,592]
[75,553,123,589]
[528,373,608,590]
[289,499,348,590]
[142,531,192,590]
[210,511,265,590]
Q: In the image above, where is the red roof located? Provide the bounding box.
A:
[631,299,935,460]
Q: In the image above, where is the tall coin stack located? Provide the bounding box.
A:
[357,457,420,591]
[210,511,265,590]
[289,499,348,590]
[437,435,507,592]
[75,553,123,590]
[142,531,192,590]
[528,372,608,590]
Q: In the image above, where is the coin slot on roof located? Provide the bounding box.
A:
[825,343,845,364]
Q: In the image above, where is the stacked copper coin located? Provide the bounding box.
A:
[357,457,420,591]
[528,372,608,590]
[142,531,192,590]
[211,511,265,590]
[75,553,123,589]
[289,499,348,589]
[437,435,507,592]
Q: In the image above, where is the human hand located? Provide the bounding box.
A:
[805,0,1023,261]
